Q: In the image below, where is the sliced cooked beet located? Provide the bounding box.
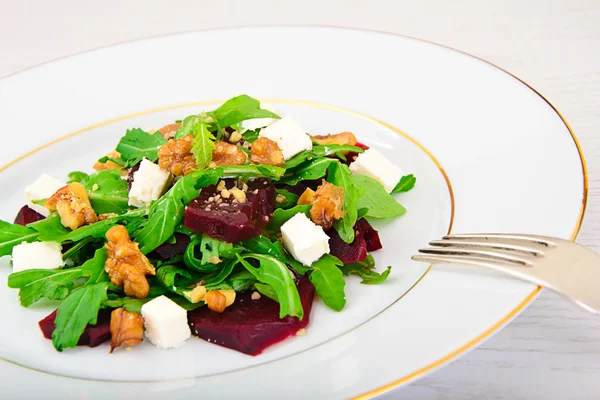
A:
[184,178,275,243]
[357,218,382,252]
[149,233,191,259]
[188,276,315,355]
[327,227,368,264]
[14,205,45,226]
[39,309,112,348]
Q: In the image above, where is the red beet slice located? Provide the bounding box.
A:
[39,309,112,348]
[149,233,190,259]
[357,218,383,252]
[185,178,275,243]
[188,276,315,355]
[327,227,368,264]
[126,161,141,191]
[14,205,45,226]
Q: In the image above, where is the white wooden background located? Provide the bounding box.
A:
[1,0,599,398]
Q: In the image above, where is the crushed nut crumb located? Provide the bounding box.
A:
[221,188,231,199]
[216,180,226,191]
[275,194,286,203]
[207,256,221,264]
[229,187,247,203]
[296,328,307,336]
[251,291,261,300]
[228,130,242,143]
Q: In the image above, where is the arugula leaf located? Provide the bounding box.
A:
[212,95,280,128]
[188,116,216,169]
[115,128,167,166]
[254,283,278,302]
[67,171,89,183]
[52,282,109,351]
[279,158,338,185]
[352,175,406,219]
[28,214,70,241]
[184,235,241,273]
[236,253,303,319]
[81,170,129,214]
[327,162,360,243]
[205,270,257,292]
[391,174,417,194]
[266,205,311,232]
[156,265,195,295]
[220,164,285,180]
[309,254,346,311]
[0,220,39,256]
[61,208,147,243]
[283,145,365,169]
[241,129,260,143]
[7,268,82,307]
[340,254,391,284]
[103,297,150,314]
[135,169,219,254]
[203,258,239,286]
[275,189,299,209]
[241,235,310,275]
[81,248,109,284]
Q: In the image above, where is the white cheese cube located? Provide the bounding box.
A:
[25,174,65,216]
[243,106,281,131]
[281,213,330,266]
[12,241,63,273]
[128,158,173,208]
[258,116,312,160]
[141,295,191,349]
[349,148,403,192]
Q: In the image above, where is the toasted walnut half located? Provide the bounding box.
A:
[158,122,182,140]
[307,181,345,230]
[205,289,236,313]
[208,142,247,168]
[105,225,156,299]
[311,132,357,146]
[158,135,197,176]
[93,150,126,174]
[109,308,144,353]
[250,137,284,166]
[45,182,98,230]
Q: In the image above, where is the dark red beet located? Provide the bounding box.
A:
[357,218,383,252]
[188,276,315,355]
[185,179,275,243]
[327,227,368,264]
[149,233,190,259]
[39,309,112,347]
[14,205,45,226]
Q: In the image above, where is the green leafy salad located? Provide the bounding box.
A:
[2,95,416,354]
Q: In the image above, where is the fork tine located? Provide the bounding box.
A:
[419,247,534,266]
[411,254,524,272]
[443,233,556,247]
[429,239,545,256]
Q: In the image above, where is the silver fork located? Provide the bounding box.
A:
[412,233,600,314]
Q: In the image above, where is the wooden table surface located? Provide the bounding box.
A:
[2,0,599,398]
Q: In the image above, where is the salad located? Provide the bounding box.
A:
[2,95,416,355]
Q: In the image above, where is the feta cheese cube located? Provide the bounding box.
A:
[25,174,65,216]
[128,158,173,208]
[258,116,312,160]
[281,213,330,266]
[141,295,191,349]
[349,148,403,192]
[12,241,63,273]
[243,106,281,131]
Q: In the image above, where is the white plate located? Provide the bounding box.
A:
[0,26,586,399]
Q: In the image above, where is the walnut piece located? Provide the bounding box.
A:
[45,182,98,230]
[158,135,197,176]
[298,188,315,205]
[310,181,346,230]
[158,122,181,140]
[208,141,247,168]
[109,308,144,353]
[250,137,284,166]
[93,150,126,175]
[311,131,357,146]
[205,289,236,313]
[104,225,156,299]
